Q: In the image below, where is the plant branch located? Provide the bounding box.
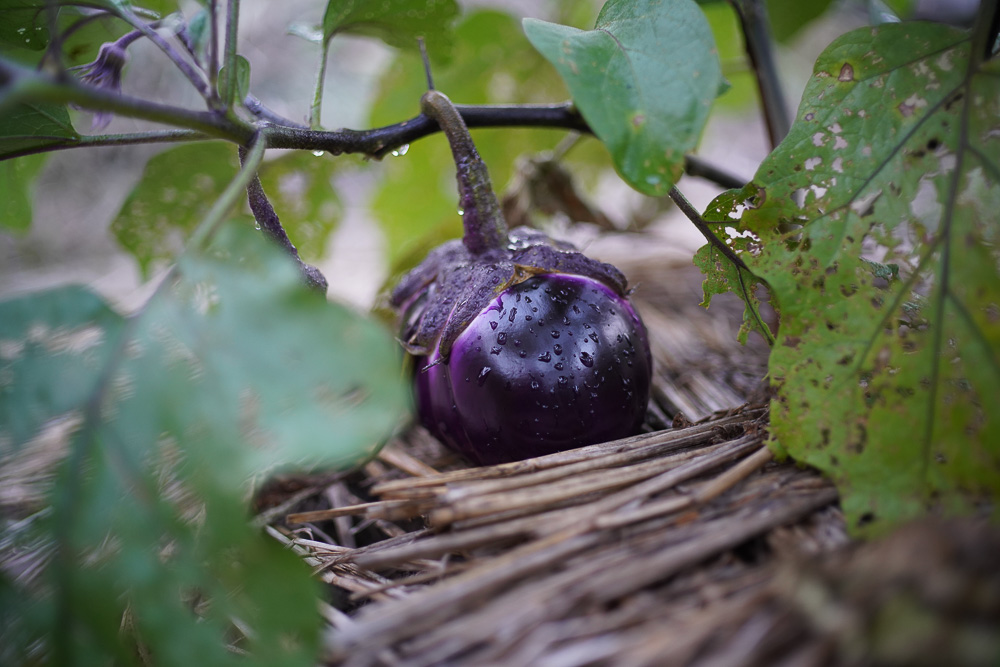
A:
[262,103,588,158]
[729,0,790,148]
[119,9,212,99]
[683,157,746,190]
[668,187,753,275]
[189,131,265,249]
[238,145,329,293]
[971,0,1000,67]
[245,93,308,128]
[0,130,209,160]
[0,81,746,190]
[310,37,332,129]
[209,0,221,104]
[0,58,252,141]
[220,0,241,108]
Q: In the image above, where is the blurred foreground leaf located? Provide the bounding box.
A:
[702,22,1000,534]
[0,223,411,663]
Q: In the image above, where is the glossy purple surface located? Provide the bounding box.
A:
[414,273,652,465]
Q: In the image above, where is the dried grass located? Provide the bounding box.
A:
[260,256,857,666]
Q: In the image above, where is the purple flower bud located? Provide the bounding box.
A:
[72,35,133,130]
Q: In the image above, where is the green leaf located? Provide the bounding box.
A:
[1,222,410,662]
[0,102,79,157]
[322,0,459,54]
[112,143,242,276]
[185,8,211,60]
[692,240,772,345]
[524,0,722,196]
[112,144,341,274]
[765,0,834,43]
[0,152,47,232]
[0,285,124,448]
[0,0,50,51]
[256,151,342,264]
[702,2,757,110]
[703,22,1000,534]
[0,6,139,68]
[218,54,250,106]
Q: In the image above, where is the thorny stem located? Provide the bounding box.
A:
[270,102,590,158]
[728,0,790,148]
[421,89,508,255]
[668,187,775,345]
[238,145,329,293]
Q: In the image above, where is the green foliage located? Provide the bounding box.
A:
[701,21,1000,534]
[0,4,137,71]
[112,144,341,274]
[702,2,758,110]
[322,0,458,53]
[113,143,241,275]
[764,0,834,43]
[257,151,344,263]
[0,102,79,158]
[369,9,600,268]
[0,0,50,51]
[0,102,77,233]
[0,152,46,232]
[0,286,123,448]
[693,240,772,345]
[0,223,411,663]
[219,54,251,107]
[524,0,722,196]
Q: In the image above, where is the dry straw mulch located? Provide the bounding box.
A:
[259,256,866,666]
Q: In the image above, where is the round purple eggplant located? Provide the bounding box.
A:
[391,89,651,465]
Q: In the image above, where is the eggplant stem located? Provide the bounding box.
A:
[420,89,509,255]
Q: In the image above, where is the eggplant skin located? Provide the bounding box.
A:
[413,273,652,466]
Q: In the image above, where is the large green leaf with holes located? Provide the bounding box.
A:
[703,22,1000,535]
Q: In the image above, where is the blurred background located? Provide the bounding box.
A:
[0,0,977,312]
